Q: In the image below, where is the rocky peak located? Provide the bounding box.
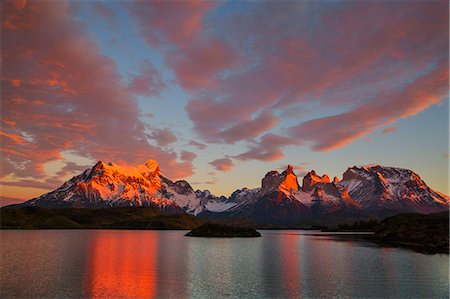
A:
[333,176,340,184]
[313,186,324,199]
[321,174,331,183]
[302,170,328,191]
[261,170,283,190]
[283,165,295,176]
[145,159,160,172]
[172,180,194,195]
[92,160,105,171]
[278,165,299,195]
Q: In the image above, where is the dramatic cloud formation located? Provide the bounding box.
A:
[130,0,448,154]
[209,158,235,172]
[288,65,448,151]
[0,1,192,187]
[1,0,448,197]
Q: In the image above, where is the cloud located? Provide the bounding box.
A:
[130,0,448,153]
[180,150,197,162]
[288,65,448,151]
[209,158,235,172]
[381,127,397,135]
[0,1,193,181]
[147,128,177,147]
[55,161,89,177]
[128,59,166,97]
[92,2,117,29]
[234,133,300,162]
[167,39,239,90]
[0,196,25,207]
[188,140,206,150]
[220,111,278,144]
[276,164,309,177]
[128,0,215,48]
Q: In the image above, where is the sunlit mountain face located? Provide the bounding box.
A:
[11,160,449,225]
[1,0,448,204]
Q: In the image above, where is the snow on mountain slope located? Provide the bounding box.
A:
[219,164,448,224]
[338,165,449,212]
[12,161,449,222]
[20,160,233,214]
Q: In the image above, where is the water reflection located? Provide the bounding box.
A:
[83,231,158,299]
[1,230,449,299]
[279,233,301,299]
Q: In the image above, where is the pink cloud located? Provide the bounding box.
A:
[180,150,197,162]
[130,0,448,153]
[129,0,215,48]
[234,133,300,162]
[0,196,26,207]
[128,60,166,96]
[381,127,397,135]
[167,39,239,90]
[0,1,192,183]
[92,2,117,29]
[220,111,278,144]
[209,158,235,172]
[147,128,177,147]
[288,65,448,151]
[188,140,206,150]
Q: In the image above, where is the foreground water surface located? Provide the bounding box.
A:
[1,230,448,298]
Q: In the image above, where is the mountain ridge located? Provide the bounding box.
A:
[6,160,449,224]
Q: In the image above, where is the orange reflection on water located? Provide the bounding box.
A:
[83,231,158,299]
[280,233,301,298]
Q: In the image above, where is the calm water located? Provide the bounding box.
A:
[1,230,448,299]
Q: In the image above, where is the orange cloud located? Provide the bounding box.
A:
[289,65,448,151]
[235,133,301,162]
[209,158,235,172]
[382,127,397,135]
[1,1,193,183]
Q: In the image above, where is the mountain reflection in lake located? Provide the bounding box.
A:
[1,230,448,298]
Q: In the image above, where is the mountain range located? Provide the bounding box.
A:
[7,160,449,225]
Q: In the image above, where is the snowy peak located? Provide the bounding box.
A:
[15,160,449,221]
[86,160,162,194]
[338,164,449,212]
[22,159,234,214]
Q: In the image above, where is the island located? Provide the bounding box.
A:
[185,223,261,237]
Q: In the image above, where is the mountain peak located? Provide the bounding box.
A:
[278,165,299,195]
[302,170,329,191]
[144,159,159,172]
[285,165,294,175]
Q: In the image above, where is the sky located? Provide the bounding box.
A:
[1,0,449,204]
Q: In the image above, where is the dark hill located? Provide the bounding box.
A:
[0,206,203,229]
[372,211,449,253]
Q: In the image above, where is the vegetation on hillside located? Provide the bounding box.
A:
[0,206,204,229]
[371,211,449,253]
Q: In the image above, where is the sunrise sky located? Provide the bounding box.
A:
[1,0,449,204]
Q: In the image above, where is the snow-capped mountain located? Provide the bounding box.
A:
[13,160,448,225]
[337,164,448,213]
[18,160,234,215]
[215,164,448,224]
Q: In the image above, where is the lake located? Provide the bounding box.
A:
[1,230,448,298]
